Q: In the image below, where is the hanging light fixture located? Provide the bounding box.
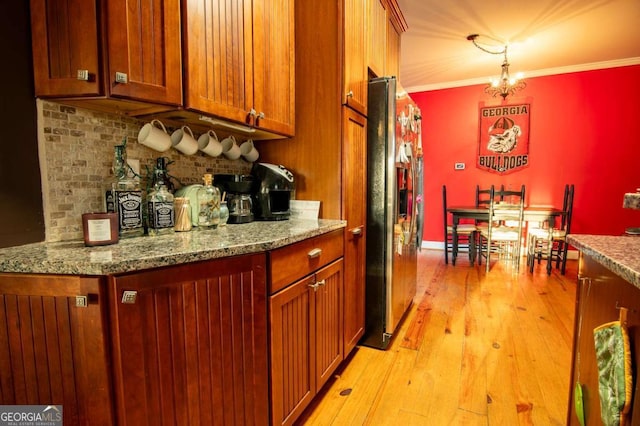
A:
[467,34,526,100]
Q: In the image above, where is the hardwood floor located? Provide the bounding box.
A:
[297,250,578,425]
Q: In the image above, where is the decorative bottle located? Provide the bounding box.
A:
[146,160,175,236]
[196,174,221,229]
[105,142,144,238]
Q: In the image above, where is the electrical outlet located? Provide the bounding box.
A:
[454,162,465,170]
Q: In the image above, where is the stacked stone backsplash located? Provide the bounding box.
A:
[38,100,251,242]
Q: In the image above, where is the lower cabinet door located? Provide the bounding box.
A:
[0,274,113,425]
[110,254,268,426]
[270,258,344,426]
[270,273,315,426]
[314,259,344,389]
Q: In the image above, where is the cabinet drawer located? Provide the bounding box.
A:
[269,229,344,294]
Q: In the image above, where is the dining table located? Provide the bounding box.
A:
[446,205,565,265]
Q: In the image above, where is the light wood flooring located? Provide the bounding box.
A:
[297,250,578,425]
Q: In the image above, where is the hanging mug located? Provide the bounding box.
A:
[171,125,199,155]
[138,119,171,152]
[221,135,241,160]
[240,139,259,162]
[198,130,223,157]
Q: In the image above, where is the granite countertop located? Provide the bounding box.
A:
[0,219,346,276]
[567,234,640,288]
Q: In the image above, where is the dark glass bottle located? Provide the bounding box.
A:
[105,144,144,238]
[147,158,175,236]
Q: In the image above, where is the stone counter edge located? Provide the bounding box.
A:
[0,220,346,276]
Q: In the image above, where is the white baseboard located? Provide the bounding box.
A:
[420,241,579,260]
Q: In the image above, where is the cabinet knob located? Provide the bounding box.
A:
[115,72,128,84]
[77,70,90,81]
[346,90,354,98]
[351,227,362,236]
[307,279,326,291]
[258,111,265,119]
[307,248,322,259]
[249,109,257,117]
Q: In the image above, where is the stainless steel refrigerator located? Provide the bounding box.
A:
[362,76,419,350]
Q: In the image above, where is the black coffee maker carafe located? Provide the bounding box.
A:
[214,174,254,224]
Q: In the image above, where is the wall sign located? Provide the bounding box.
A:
[477,102,530,174]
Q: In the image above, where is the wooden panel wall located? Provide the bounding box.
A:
[0,2,45,248]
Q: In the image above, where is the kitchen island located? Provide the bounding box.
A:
[0,219,345,426]
[566,234,640,425]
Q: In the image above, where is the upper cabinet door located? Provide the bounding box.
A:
[182,0,254,125]
[106,0,182,105]
[30,0,103,97]
[251,0,295,136]
[183,0,294,136]
[343,0,367,116]
[367,0,387,78]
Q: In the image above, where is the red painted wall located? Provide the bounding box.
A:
[410,65,640,244]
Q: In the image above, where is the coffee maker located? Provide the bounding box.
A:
[251,163,295,220]
[214,174,254,224]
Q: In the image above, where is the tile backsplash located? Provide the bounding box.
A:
[37,100,250,242]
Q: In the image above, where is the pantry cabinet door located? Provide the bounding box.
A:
[342,109,367,356]
[106,0,182,105]
[30,0,103,96]
[183,0,254,125]
[343,0,367,115]
[251,0,295,136]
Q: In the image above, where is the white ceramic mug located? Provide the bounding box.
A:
[198,130,223,157]
[221,135,241,160]
[240,139,259,162]
[171,125,199,155]
[137,119,171,152]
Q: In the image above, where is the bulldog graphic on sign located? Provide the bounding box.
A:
[477,103,530,175]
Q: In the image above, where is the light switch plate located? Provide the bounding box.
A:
[454,162,465,170]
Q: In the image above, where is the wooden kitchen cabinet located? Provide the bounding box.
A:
[0,274,114,425]
[386,3,404,81]
[259,0,406,363]
[269,258,343,426]
[343,0,367,115]
[109,253,268,426]
[342,108,367,354]
[30,0,182,110]
[368,0,387,78]
[30,0,102,97]
[182,0,295,136]
[568,253,640,425]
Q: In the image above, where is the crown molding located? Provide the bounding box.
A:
[404,57,640,94]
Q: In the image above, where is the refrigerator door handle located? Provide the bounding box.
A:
[410,157,419,248]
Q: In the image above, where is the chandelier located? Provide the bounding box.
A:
[467,34,526,100]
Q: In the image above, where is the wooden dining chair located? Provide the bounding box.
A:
[443,185,476,265]
[477,185,526,272]
[527,184,575,275]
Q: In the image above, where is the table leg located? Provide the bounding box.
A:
[452,215,459,265]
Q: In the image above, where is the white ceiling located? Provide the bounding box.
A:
[396,0,640,92]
